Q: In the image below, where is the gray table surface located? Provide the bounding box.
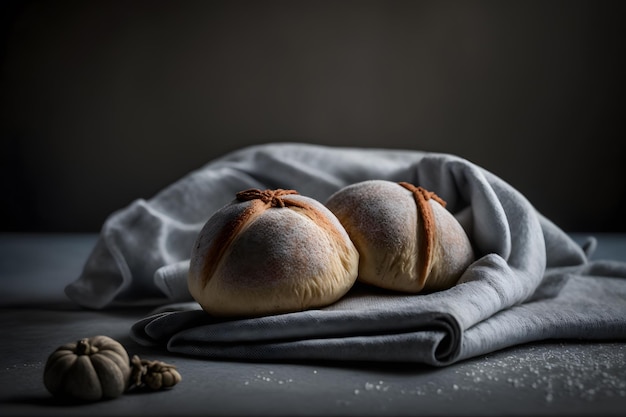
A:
[0,233,625,416]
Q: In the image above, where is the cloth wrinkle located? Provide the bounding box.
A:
[63,142,626,365]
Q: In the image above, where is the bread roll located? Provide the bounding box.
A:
[188,188,359,317]
[325,180,474,293]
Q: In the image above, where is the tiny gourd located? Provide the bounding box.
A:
[131,355,182,390]
[43,335,131,401]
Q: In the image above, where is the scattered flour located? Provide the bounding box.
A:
[238,343,625,408]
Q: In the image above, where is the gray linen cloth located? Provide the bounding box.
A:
[65,143,626,365]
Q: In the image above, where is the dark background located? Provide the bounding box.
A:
[1,0,625,233]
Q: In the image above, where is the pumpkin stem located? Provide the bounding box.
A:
[74,338,99,355]
[75,339,90,355]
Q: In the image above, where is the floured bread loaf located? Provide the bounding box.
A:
[325,180,474,293]
[188,188,359,317]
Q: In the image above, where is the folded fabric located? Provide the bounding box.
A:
[65,142,626,365]
[132,261,626,366]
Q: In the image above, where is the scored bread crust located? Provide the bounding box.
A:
[188,189,359,317]
[325,180,474,293]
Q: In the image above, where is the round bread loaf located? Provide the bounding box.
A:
[325,180,474,293]
[188,188,360,317]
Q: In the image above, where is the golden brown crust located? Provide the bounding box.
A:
[199,199,261,289]
[326,180,419,291]
[397,182,447,290]
[188,189,359,317]
[197,189,302,289]
[326,180,474,293]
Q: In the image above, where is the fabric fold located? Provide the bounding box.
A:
[64,142,626,365]
[131,259,626,366]
[458,260,626,362]
[131,291,465,366]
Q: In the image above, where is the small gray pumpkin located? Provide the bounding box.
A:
[43,335,131,401]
